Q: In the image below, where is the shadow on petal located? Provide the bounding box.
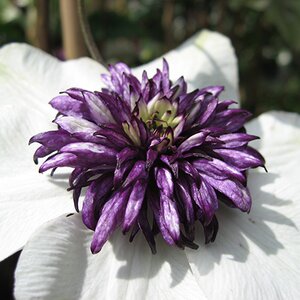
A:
[111,232,190,287]
[187,171,296,278]
[110,171,294,283]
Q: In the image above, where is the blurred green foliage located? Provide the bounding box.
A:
[0,0,299,115]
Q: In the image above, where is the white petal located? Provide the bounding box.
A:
[133,30,239,101]
[0,44,108,260]
[15,213,207,300]
[0,43,106,113]
[186,111,300,299]
[0,105,74,261]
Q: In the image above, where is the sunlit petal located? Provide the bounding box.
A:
[15,214,207,300]
[186,111,300,299]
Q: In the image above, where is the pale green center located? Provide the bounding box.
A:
[140,98,181,130]
[123,97,182,147]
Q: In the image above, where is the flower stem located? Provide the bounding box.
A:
[60,0,87,59]
[77,0,106,65]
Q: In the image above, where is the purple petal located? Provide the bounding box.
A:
[82,175,113,230]
[33,146,52,162]
[60,142,117,164]
[124,161,147,187]
[91,187,131,253]
[198,85,224,97]
[29,130,79,150]
[116,147,139,168]
[189,178,218,225]
[202,174,251,212]
[72,131,107,144]
[202,215,219,244]
[69,169,103,212]
[213,147,265,170]
[160,194,181,244]
[62,88,87,100]
[197,96,218,127]
[50,95,90,119]
[217,133,259,148]
[114,160,134,188]
[55,116,99,134]
[160,155,179,177]
[152,69,162,93]
[82,91,115,124]
[216,100,236,112]
[179,161,201,183]
[155,167,173,198]
[148,191,175,245]
[176,179,194,223]
[168,76,187,101]
[96,92,131,123]
[137,206,156,254]
[173,117,186,139]
[113,62,131,75]
[193,158,246,182]
[178,131,209,153]
[94,127,131,148]
[69,167,84,188]
[136,118,148,144]
[39,153,79,172]
[177,89,199,115]
[122,179,147,233]
[210,109,252,133]
[101,63,132,96]
[146,148,158,170]
[162,58,170,94]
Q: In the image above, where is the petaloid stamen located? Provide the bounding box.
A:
[30,59,265,254]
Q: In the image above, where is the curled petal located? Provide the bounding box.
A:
[217,133,259,148]
[60,143,117,164]
[55,115,99,134]
[146,148,158,170]
[160,195,181,244]
[176,178,195,224]
[124,161,147,187]
[114,160,134,188]
[202,174,251,212]
[82,91,115,124]
[91,187,131,253]
[210,109,252,133]
[202,214,219,244]
[82,175,114,230]
[213,147,265,170]
[189,179,217,225]
[193,158,246,182]
[197,96,218,126]
[50,95,90,119]
[122,179,147,233]
[29,130,79,150]
[39,153,79,173]
[178,131,209,153]
[116,147,139,168]
[155,167,174,198]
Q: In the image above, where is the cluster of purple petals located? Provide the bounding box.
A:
[30,59,265,254]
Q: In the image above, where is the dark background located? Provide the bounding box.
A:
[1,0,300,299]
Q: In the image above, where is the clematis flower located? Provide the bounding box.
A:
[29,59,265,254]
[0,30,299,299]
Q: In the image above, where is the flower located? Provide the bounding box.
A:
[30,59,265,254]
[1,30,299,299]
[0,29,239,262]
